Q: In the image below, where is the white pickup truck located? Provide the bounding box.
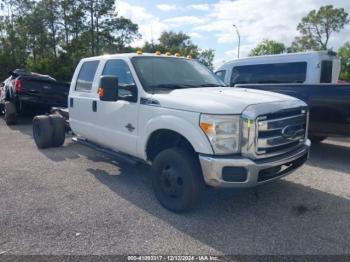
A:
[32,53,311,212]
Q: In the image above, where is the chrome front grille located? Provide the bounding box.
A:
[255,109,308,158]
[241,101,309,160]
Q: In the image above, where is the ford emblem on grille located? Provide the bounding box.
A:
[281,125,299,140]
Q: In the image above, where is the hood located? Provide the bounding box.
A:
[152,87,300,114]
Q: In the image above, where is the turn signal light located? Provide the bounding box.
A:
[98,87,105,97]
[200,122,214,135]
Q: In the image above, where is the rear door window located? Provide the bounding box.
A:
[75,60,99,92]
[320,60,333,83]
[231,62,307,85]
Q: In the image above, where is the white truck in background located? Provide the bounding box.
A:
[216,51,350,142]
[32,53,311,212]
[215,51,341,85]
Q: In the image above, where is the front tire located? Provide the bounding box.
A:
[152,148,205,212]
[4,101,17,125]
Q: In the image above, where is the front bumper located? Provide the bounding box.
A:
[199,140,311,188]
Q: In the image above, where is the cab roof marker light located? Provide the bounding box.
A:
[136,50,143,55]
[175,52,181,57]
[187,55,192,60]
[166,52,171,56]
[155,51,161,55]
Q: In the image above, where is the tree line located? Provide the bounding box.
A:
[0,2,348,82]
[0,0,142,81]
[0,0,215,82]
[249,5,350,82]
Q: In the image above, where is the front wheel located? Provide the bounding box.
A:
[4,101,17,125]
[152,148,205,212]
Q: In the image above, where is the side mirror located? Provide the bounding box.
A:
[98,76,118,102]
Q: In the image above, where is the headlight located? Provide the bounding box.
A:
[200,114,241,155]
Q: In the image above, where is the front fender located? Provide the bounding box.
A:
[137,114,213,160]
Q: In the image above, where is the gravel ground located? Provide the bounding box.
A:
[0,117,349,255]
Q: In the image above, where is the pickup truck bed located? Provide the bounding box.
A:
[1,70,70,125]
[17,76,69,108]
[236,84,350,138]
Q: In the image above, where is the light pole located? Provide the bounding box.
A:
[233,25,240,59]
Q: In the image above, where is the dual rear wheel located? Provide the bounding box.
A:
[33,115,65,149]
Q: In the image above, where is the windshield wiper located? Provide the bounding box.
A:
[147,83,225,93]
[197,83,224,87]
[148,84,198,90]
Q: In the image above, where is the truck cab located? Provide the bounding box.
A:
[36,53,311,212]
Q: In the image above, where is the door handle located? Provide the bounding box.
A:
[70,98,74,108]
[92,101,97,112]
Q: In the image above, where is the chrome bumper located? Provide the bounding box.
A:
[199,140,311,188]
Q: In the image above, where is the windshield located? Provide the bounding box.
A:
[131,56,225,93]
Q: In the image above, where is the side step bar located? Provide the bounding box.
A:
[72,137,143,165]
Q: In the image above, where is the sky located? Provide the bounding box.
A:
[115,0,350,68]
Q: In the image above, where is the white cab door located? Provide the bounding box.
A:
[69,60,101,141]
[92,59,139,156]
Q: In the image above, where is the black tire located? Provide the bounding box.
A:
[309,136,327,143]
[49,114,65,147]
[4,101,17,125]
[152,148,205,212]
[33,115,54,149]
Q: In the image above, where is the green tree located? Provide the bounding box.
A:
[292,5,349,51]
[198,49,215,71]
[0,0,140,80]
[40,0,61,58]
[0,0,216,81]
[147,31,199,57]
[81,0,140,55]
[59,0,86,46]
[250,39,286,56]
[142,31,215,69]
[339,42,350,82]
[159,31,191,50]
[82,0,114,55]
[102,16,140,53]
[0,0,32,76]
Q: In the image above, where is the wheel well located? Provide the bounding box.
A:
[146,129,196,162]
